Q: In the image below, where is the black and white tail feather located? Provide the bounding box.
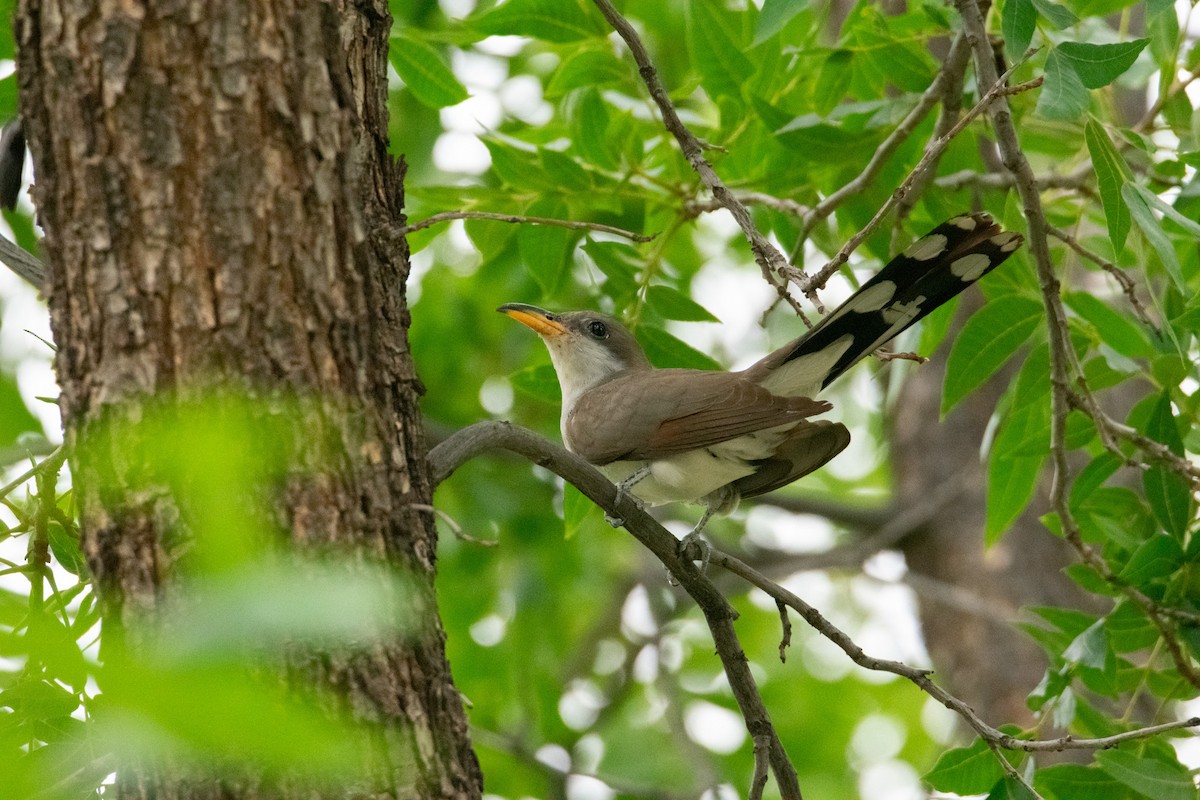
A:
[747,212,1024,397]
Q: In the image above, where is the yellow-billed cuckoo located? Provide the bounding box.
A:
[500,212,1023,551]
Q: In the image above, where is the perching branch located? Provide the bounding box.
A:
[428,420,805,800]
[0,233,46,288]
[429,422,1200,794]
[395,210,657,243]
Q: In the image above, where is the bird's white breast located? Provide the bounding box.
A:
[596,424,794,506]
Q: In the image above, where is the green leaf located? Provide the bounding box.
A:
[582,239,641,308]
[986,343,1052,542]
[687,0,754,102]
[639,326,721,370]
[813,50,854,117]
[509,364,561,403]
[1069,453,1122,512]
[647,285,720,323]
[1002,0,1036,61]
[1035,764,1128,800]
[1128,182,1200,238]
[540,148,592,191]
[1119,535,1184,586]
[1063,292,1154,359]
[1096,749,1196,800]
[390,36,469,109]
[562,483,604,540]
[1058,39,1149,89]
[545,48,628,97]
[987,776,1038,800]
[1084,119,1133,252]
[1031,0,1078,28]
[1141,392,1191,539]
[1063,620,1109,669]
[1036,48,1090,121]
[753,0,810,45]
[47,521,87,577]
[0,373,39,447]
[1147,0,1180,70]
[1123,183,1186,292]
[519,198,577,295]
[570,88,617,171]
[942,296,1043,415]
[471,0,607,43]
[925,738,1005,794]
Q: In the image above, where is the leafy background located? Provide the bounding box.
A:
[3,0,1200,798]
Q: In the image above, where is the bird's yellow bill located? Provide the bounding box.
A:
[498,304,567,337]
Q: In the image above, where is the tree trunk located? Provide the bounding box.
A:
[15,1,481,797]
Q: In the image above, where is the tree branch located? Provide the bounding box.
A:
[953,0,1200,688]
[589,0,807,319]
[713,549,1200,754]
[429,422,1199,792]
[394,210,657,243]
[0,233,46,287]
[799,51,1036,296]
[428,420,805,800]
[790,32,971,267]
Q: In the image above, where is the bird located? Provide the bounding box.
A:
[499,212,1023,557]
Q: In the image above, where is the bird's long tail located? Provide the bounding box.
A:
[747,212,1023,396]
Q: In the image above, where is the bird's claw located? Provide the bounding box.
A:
[678,530,712,574]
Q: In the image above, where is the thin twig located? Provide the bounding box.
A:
[712,548,1200,753]
[409,503,496,547]
[683,191,811,219]
[749,733,772,800]
[0,445,67,501]
[776,601,792,663]
[798,49,1035,296]
[1047,225,1155,328]
[589,0,807,320]
[792,33,971,265]
[395,210,656,243]
[933,169,1092,193]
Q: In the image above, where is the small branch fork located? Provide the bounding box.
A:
[428,422,1200,800]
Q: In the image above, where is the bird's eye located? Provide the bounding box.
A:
[587,320,609,339]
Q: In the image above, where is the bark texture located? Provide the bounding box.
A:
[16,1,480,797]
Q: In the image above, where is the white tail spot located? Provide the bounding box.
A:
[950,253,992,281]
[903,233,948,261]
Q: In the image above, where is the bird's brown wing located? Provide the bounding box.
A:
[732,420,851,498]
[566,369,831,464]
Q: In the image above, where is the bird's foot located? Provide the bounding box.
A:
[677,528,712,574]
[604,465,651,527]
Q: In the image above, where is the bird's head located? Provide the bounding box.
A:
[498,303,651,408]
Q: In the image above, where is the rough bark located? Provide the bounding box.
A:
[15,1,481,797]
